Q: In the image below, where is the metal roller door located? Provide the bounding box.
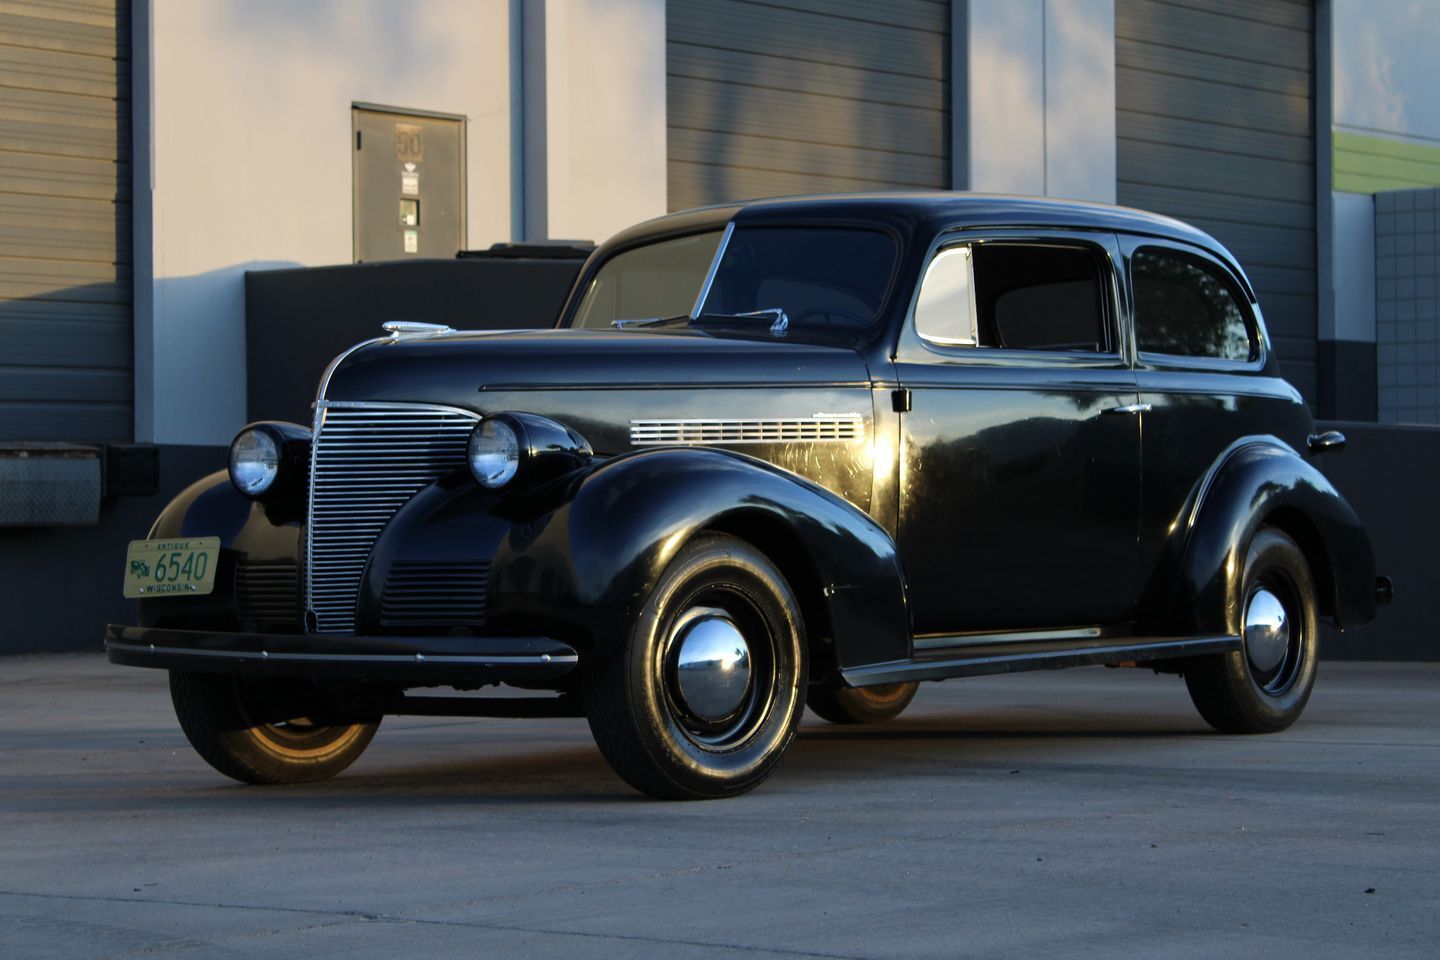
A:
[1116,0,1317,402]
[0,0,131,441]
[667,0,951,212]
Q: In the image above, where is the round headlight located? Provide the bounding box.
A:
[468,418,520,488]
[229,428,281,497]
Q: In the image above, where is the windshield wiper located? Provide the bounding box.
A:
[695,307,789,338]
[611,314,691,330]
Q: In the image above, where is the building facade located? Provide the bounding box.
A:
[4,0,1440,452]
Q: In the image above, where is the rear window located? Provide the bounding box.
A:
[1132,248,1255,362]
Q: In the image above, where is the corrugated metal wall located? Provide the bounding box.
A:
[1116,0,1317,402]
[667,0,950,212]
[0,0,131,442]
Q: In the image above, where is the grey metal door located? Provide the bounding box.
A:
[1116,0,1317,403]
[666,0,951,211]
[0,0,131,441]
[352,106,465,263]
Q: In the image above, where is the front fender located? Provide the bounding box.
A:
[370,449,910,668]
[140,471,303,628]
[1176,440,1377,636]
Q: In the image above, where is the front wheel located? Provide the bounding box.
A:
[1184,527,1319,734]
[169,671,379,784]
[583,533,808,800]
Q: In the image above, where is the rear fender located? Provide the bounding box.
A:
[1174,439,1377,635]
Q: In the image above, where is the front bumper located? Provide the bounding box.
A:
[105,624,579,685]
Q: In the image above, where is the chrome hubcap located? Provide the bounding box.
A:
[1244,587,1290,674]
[673,614,752,722]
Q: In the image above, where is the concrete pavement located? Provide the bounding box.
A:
[2,654,1436,958]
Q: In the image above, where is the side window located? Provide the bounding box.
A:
[1132,248,1255,362]
[914,246,976,345]
[915,242,1111,353]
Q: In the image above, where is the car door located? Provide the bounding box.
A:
[893,230,1142,635]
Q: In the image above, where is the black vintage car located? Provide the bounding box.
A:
[108,194,1386,799]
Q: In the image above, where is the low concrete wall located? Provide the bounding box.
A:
[0,445,225,655]
[1317,420,1439,660]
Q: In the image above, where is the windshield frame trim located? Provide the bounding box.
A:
[688,221,735,320]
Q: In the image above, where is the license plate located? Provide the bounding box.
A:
[123,538,220,598]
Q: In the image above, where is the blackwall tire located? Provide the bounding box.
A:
[583,532,808,800]
[1184,527,1319,734]
[169,671,379,784]
[807,682,918,725]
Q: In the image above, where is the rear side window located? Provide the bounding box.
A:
[914,242,1111,353]
[1132,248,1255,362]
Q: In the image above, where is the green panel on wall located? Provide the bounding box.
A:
[1334,131,1440,194]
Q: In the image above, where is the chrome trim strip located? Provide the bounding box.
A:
[107,641,576,666]
[314,337,389,408]
[630,414,864,446]
[689,221,734,319]
[912,626,1103,651]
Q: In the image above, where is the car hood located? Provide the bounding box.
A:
[321,328,873,406]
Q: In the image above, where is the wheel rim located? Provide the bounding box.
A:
[660,596,776,750]
[1244,575,1304,696]
[235,679,362,756]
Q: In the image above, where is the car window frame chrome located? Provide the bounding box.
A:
[689,221,735,320]
[896,227,1130,369]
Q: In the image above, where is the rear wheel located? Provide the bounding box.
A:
[1185,527,1319,734]
[169,671,379,784]
[807,682,918,724]
[583,533,808,800]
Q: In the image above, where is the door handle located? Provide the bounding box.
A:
[1105,403,1151,416]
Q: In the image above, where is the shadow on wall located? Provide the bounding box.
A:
[144,262,304,445]
[668,0,954,209]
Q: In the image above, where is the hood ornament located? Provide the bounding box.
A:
[383,321,454,338]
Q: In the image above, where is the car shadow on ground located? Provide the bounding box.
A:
[123,711,1219,810]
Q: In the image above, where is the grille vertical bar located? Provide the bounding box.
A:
[305,403,479,635]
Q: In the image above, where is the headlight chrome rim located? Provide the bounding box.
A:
[229,427,282,497]
[467,418,521,489]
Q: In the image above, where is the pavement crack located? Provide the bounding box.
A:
[0,889,877,959]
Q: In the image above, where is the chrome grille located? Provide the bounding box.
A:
[306,403,479,634]
[630,414,864,446]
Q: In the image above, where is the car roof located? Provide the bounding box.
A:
[603,191,1241,280]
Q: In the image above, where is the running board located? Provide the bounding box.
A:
[841,635,1241,687]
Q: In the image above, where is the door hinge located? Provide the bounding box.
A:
[891,388,912,413]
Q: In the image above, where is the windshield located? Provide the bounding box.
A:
[697,226,897,333]
[570,231,723,329]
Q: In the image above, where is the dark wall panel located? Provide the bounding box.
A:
[667,0,950,211]
[1116,0,1318,404]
